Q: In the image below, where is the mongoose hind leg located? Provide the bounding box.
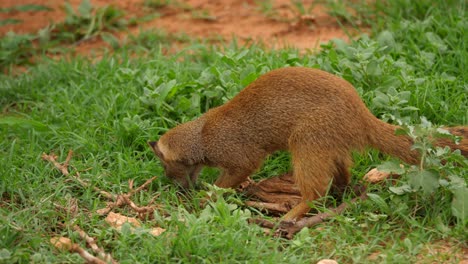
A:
[283,135,352,221]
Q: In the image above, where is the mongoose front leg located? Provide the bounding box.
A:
[282,201,314,221]
[199,168,252,208]
[214,167,254,189]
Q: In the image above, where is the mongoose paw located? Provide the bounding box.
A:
[274,219,297,239]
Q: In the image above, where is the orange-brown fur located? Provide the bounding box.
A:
[148,67,467,221]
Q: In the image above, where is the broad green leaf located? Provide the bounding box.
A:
[377,30,395,52]
[332,38,348,52]
[372,91,390,107]
[235,49,249,61]
[408,169,439,195]
[197,68,216,85]
[78,0,93,18]
[190,93,201,110]
[377,160,405,174]
[0,249,11,261]
[364,212,388,222]
[451,187,468,221]
[398,91,411,101]
[401,106,419,111]
[425,32,447,52]
[176,97,192,112]
[367,193,389,213]
[420,51,435,68]
[221,55,236,66]
[380,76,401,90]
[366,60,382,76]
[389,184,412,195]
[240,64,257,87]
[448,175,466,188]
[63,2,75,17]
[155,80,177,108]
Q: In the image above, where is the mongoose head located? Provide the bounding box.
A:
[148,121,204,188]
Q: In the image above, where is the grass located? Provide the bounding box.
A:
[0,0,129,72]
[1,0,467,263]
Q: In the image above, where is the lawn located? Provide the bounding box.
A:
[1,0,467,263]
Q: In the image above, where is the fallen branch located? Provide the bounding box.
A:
[277,191,369,239]
[250,191,368,239]
[42,151,159,218]
[44,150,163,262]
[42,151,114,200]
[248,217,277,229]
[242,173,369,239]
[73,225,119,264]
[96,176,159,219]
[54,199,119,264]
[51,236,109,264]
[240,174,302,215]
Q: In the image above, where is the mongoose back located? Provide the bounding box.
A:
[149,67,467,221]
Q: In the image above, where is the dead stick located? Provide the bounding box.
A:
[73,225,118,264]
[96,177,159,216]
[42,152,114,200]
[51,236,108,264]
[248,218,277,229]
[63,150,73,169]
[128,176,157,196]
[42,153,69,175]
[280,192,369,239]
[55,208,119,263]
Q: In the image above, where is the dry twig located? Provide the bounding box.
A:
[73,225,119,264]
[96,176,159,219]
[243,173,369,239]
[276,190,368,239]
[250,190,368,239]
[51,236,109,264]
[240,173,302,215]
[42,151,159,218]
[43,150,163,262]
[54,199,119,263]
[41,151,114,199]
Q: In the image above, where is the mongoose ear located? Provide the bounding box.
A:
[148,140,170,160]
[148,141,157,149]
[148,141,163,158]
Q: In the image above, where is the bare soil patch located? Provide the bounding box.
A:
[1,0,359,57]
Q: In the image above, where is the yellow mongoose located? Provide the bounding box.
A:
[149,67,467,221]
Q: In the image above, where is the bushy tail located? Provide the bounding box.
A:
[367,119,420,164]
[367,119,467,164]
[436,126,468,156]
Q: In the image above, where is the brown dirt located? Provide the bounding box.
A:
[0,0,360,58]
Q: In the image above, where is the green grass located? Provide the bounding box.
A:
[1,0,467,263]
[0,0,129,72]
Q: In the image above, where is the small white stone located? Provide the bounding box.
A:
[317,259,338,264]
